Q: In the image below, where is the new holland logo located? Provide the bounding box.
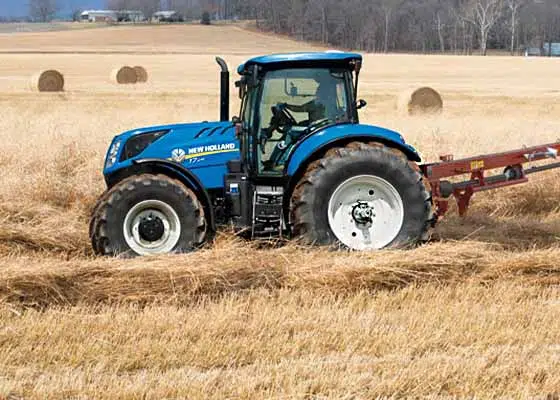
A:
[188,143,236,155]
[169,143,237,163]
[171,148,186,162]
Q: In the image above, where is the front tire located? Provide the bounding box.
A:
[291,142,432,250]
[90,174,206,257]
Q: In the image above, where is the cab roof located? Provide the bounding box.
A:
[237,51,362,74]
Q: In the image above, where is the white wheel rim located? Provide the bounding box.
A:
[327,175,404,250]
[123,200,181,255]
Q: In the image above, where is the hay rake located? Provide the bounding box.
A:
[423,143,560,218]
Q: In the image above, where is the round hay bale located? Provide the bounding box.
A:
[398,87,443,115]
[111,66,138,84]
[30,70,64,92]
[133,66,148,83]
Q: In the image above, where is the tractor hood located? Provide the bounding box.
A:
[104,121,240,189]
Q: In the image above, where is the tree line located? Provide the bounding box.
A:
[26,0,560,55]
[234,0,560,55]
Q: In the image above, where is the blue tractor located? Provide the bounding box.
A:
[90,52,433,256]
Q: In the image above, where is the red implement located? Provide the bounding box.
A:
[420,142,560,219]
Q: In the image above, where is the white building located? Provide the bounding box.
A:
[80,10,145,23]
[152,11,183,23]
[80,10,117,22]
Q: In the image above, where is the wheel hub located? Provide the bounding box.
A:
[327,175,404,250]
[123,200,182,255]
[351,201,374,224]
[138,214,165,242]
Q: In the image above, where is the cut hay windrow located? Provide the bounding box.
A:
[133,66,148,83]
[0,202,90,257]
[111,66,138,84]
[2,240,560,308]
[30,70,65,92]
[398,87,443,115]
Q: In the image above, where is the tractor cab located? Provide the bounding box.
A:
[233,52,364,177]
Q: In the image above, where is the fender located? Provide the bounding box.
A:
[285,123,421,177]
[106,158,216,232]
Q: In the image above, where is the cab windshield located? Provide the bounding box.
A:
[256,68,352,174]
[259,68,350,131]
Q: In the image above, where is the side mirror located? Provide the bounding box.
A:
[235,78,247,99]
[356,99,367,110]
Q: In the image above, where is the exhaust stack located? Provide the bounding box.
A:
[215,57,229,122]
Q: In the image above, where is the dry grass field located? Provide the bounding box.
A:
[1,23,560,399]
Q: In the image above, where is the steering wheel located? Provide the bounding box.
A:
[271,103,297,134]
[260,103,299,155]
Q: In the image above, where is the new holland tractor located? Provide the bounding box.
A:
[90,52,560,256]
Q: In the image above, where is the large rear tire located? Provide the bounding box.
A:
[90,174,206,257]
[291,142,432,250]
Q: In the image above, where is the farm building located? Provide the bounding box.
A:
[543,42,560,57]
[524,42,560,57]
[152,11,184,23]
[80,10,117,22]
[80,10,145,23]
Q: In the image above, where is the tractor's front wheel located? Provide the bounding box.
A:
[291,142,432,250]
[90,174,207,257]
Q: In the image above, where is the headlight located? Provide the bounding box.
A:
[120,130,169,161]
[105,140,121,168]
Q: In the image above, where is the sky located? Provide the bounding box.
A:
[0,0,105,18]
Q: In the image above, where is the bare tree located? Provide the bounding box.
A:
[379,0,403,53]
[433,1,451,53]
[106,0,134,9]
[29,0,58,22]
[67,0,81,21]
[136,0,161,17]
[459,0,504,55]
[506,0,526,55]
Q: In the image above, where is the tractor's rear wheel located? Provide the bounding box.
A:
[90,174,206,257]
[291,142,432,250]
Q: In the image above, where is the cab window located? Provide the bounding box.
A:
[256,68,351,175]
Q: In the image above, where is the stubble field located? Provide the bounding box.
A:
[0,23,559,399]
